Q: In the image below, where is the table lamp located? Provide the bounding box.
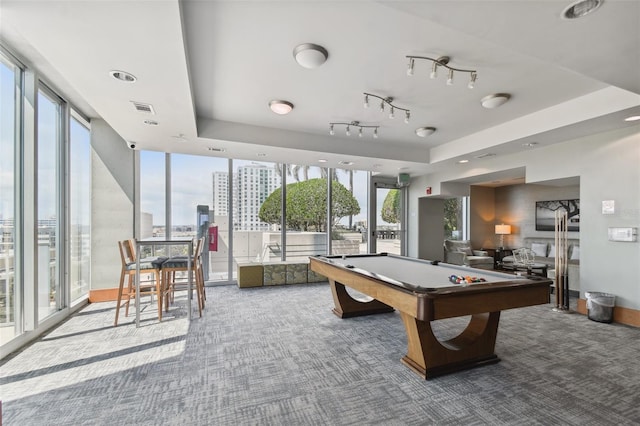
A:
[495,224,511,249]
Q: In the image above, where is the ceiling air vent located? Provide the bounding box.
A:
[130,101,155,115]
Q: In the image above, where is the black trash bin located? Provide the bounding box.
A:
[585,291,616,323]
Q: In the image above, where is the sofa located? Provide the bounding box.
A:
[502,237,580,290]
[443,240,494,270]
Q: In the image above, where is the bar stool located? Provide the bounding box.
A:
[161,237,205,316]
[114,240,168,326]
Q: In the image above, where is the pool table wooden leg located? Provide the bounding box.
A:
[400,311,501,379]
[329,280,395,318]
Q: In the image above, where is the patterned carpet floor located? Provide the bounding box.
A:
[1,282,639,425]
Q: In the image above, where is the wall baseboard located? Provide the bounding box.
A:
[576,298,640,328]
[89,288,119,303]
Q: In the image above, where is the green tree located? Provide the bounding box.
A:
[259,178,360,231]
[444,198,460,238]
[381,189,401,223]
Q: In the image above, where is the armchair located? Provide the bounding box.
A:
[443,240,495,270]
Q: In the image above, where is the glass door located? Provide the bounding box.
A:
[369,177,406,255]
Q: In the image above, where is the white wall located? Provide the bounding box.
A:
[408,125,640,310]
[90,119,135,291]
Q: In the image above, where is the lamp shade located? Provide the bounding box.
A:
[495,224,511,235]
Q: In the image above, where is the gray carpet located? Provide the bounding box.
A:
[1,283,639,425]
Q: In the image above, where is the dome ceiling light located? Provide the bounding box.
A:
[269,100,294,115]
[415,127,436,137]
[561,0,603,19]
[481,93,511,109]
[293,43,328,69]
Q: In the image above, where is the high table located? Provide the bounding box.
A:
[309,253,552,379]
[135,238,194,327]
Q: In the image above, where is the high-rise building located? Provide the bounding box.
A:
[212,165,281,230]
[212,171,229,217]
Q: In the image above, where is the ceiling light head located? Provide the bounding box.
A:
[415,127,436,137]
[481,93,511,109]
[407,58,415,76]
[318,159,328,163]
[457,159,469,164]
[143,119,158,126]
[338,161,354,166]
[269,100,294,115]
[522,142,539,147]
[468,72,477,89]
[109,70,136,83]
[293,43,328,69]
[624,115,640,122]
[562,0,603,19]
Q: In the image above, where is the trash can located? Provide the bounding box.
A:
[585,291,616,323]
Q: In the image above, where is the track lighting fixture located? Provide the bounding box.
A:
[406,55,477,89]
[329,121,379,138]
[363,93,411,123]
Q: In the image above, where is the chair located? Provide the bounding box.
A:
[114,239,168,326]
[162,237,205,316]
[443,239,494,270]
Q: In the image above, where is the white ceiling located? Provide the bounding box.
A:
[1,0,639,179]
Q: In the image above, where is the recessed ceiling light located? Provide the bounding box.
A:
[256,153,267,157]
[269,100,294,115]
[624,115,640,122]
[109,70,136,83]
[522,142,539,147]
[475,153,496,159]
[415,127,436,137]
[481,93,511,109]
[293,43,328,69]
[143,119,158,126]
[561,0,603,20]
[398,167,409,171]
[338,161,354,166]
[318,159,328,163]
[207,147,226,152]
[458,159,469,164]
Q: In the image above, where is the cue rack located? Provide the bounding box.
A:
[553,210,571,312]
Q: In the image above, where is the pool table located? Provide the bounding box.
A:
[309,253,552,379]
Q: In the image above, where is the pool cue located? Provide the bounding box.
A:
[553,211,562,309]
[562,212,569,310]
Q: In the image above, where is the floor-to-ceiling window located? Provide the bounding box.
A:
[331,167,368,255]
[1,46,92,357]
[136,154,376,284]
[69,113,90,303]
[232,160,281,270]
[0,52,19,342]
[37,87,62,321]
[171,154,229,282]
[139,151,166,241]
